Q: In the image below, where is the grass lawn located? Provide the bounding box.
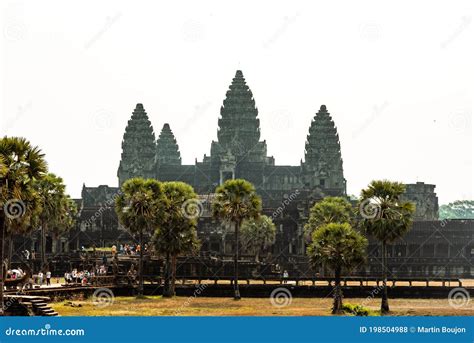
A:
[51,296,474,316]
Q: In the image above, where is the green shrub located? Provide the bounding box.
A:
[342,303,369,316]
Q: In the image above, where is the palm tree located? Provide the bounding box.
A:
[304,196,353,237]
[212,179,262,300]
[115,178,166,297]
[50,195,77,254]
[308,223,367,314]
[358,180,415,314]
[152,182,200,297]
[241,215,276,262]
[32,173,69,268]
[0,137,47,315]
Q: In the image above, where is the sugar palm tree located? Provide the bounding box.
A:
[308,223,367,314]
[304,196,353,238]
[115,178,166,297]
[153,182,200,297]
[50,195,77,254]
[358,180,415,314]
[212,179,262,300]
[32,173,69,268]
[241,215,276,262]
[0,137,47,315]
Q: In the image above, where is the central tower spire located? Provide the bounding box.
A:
[217,70,261,155]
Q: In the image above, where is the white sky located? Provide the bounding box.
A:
[1,0,473,204]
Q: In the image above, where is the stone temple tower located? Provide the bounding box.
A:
[117,103,157,185]
[301,105,346,195]
[156,123,182,167]
[208,70,272,186]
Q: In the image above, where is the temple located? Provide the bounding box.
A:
[22,70,474,278]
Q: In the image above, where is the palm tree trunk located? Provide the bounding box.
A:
[381,241,390,313]
[332,266,343,314]
[41,220,46,270]
[138,230,144,297]
[171,254,177,296]
[163,252,171,297]
[7,234,13,269]
[233,220,241,300]
[0,215,5,316]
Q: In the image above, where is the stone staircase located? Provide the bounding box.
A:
[29,297,59,316]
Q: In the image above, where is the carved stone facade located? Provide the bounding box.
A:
[401,182,439,220]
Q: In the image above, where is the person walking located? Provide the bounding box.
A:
[38,271,44,285]
[46,270,51,286]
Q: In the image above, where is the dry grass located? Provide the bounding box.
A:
[51,296,474,316]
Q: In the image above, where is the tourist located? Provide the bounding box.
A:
[119,244,124,254]
[111,244,117,256]
[38,271,44,285]
[136,244,141,254]
[46,270,51,286]
[283,270,289,284]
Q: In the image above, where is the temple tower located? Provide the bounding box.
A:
[156,123,182,166]
[117,103,157,185]
[301,105,346,195]
[209,70,271,185]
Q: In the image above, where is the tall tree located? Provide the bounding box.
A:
[358,180,415,314]
[33,173,74,268]
[212,179,262,300]
[50,196,77,254]
[115,178,165,297]
[308,223,367,314]
[304,196,353,238]
[0,137,47,315]
[152,182,200,297]
[241,215,276,262]
[439,200,474,219]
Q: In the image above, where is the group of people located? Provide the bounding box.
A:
[6,268,26,280]
[34,270,52,286]
[115,243,148,256]
[64,265,108,285]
